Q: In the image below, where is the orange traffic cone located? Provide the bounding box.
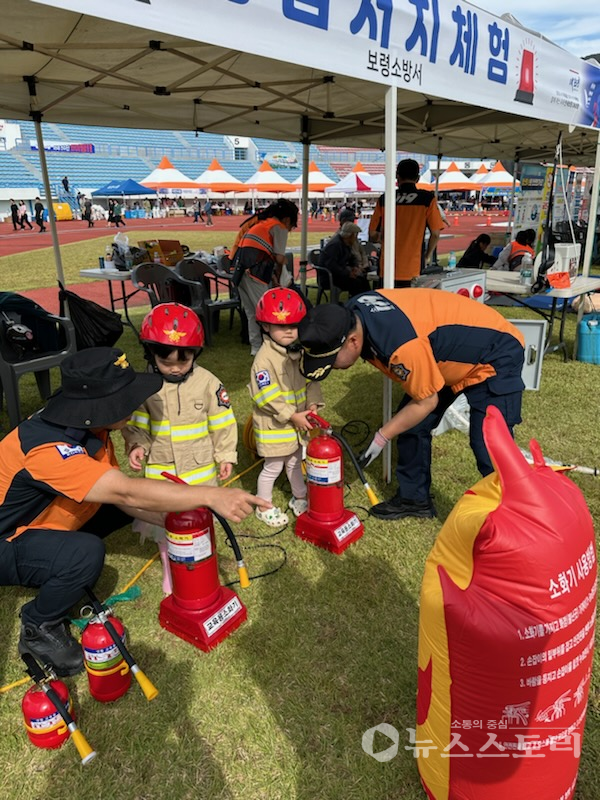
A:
[453,215,459,227]
[486,215,492,226]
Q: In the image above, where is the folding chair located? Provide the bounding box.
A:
[0,311,76,430]
[175,258,244,345]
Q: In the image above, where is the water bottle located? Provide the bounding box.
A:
[520,253,533,286]
[447,251,456,270]
[104,244,112,264]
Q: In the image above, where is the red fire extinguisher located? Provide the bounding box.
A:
[158,473,248,652]
[82,613,132,703]
[295,413,371,554]
[21,653,96,764]
[82,587,158,703]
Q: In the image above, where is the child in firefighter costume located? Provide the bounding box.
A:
[123,303,238,593]
[250,288,323,527]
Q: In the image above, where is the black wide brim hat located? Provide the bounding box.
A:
[40,346,162,429]
[298,304,354,382]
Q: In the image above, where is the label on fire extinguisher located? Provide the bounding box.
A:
[334,515,361,542]
[306,455,341,485]
[29,710,63,730]
[203,596,243,636]
[167,528,212,563]
[84,632,127,666]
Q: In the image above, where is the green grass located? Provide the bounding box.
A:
[0,239,599,799]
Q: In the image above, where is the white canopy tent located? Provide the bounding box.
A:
[140,156,201,190]
[2,0,600,289]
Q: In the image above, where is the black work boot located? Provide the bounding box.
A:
[18,618,84,677]
[369,496,437,521]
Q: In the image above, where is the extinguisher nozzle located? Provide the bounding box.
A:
[238,564,251,589]
[132,667,159,701]
[70,728,97,765]
[365,485,380,506]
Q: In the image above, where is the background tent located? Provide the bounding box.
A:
[470,164,490,184]
[292,162,336,193]
[480,161,520,194]
[141,157,201,190]
[244,161,295,194]
[195,159,244,193]
[92,179,155,197]
[435,162,475,192]
[417,169,435,190]
[325,163,378,194]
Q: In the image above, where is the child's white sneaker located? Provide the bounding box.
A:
[288,497,308,516]
[255,506,289,527]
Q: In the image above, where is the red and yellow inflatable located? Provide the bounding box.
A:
[417,406,596,799]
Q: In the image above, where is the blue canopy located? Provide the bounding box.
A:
[92,179,154,196]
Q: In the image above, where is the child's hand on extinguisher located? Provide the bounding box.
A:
[291,410,315,432]
[357,429,389,468]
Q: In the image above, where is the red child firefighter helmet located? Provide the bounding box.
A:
[140,303,205,349]
[256,288,306,326]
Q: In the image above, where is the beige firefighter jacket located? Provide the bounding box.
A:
[122,366,237,486]
[249,338,324,457]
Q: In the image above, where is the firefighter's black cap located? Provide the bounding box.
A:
[298,304,354,381]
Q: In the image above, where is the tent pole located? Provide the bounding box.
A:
[299,133,309,291]
[32,113,67,291]
[435,138,442,198]
[382,84,397,485]
[582,131,600,279]
[507,154,518,238]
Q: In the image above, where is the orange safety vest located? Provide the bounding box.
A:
[238,217,285,284]
[507,241,534,270]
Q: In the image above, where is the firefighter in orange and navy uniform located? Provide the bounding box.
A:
[298,289,525,521]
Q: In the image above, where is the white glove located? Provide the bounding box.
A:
[358,429,389,469]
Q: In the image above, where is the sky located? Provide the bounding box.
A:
[474,0,600,59]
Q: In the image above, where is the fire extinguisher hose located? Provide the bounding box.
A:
[330,430,379,506]
[84,587,159,702]
[161,471,250,588]
[21,653,97,765]
[307,412,379,506]
[213,513,251,589]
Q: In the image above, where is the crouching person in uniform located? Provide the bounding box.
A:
[0,347,268,676]
[297,290,525,521]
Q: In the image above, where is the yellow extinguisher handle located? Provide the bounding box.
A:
[238,565,251,589]
[365,485,380,506]
[70,727,97,765]
[133,667,159,701]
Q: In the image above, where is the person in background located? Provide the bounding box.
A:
[123,304,238,595]
[298,291,525,521]
[234,199,299,355]
[34,197,46,233]
[319,222,370,297]
[491,229,536,271]
[10,199,20,231]
[83,197,94,228]
[62,176,70,194]
[113,200,126,227]
[250,289,323,527]
[457,234,496,268]
[204,197,214,226]
[18,201,33,231]
[369,158,445,287]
